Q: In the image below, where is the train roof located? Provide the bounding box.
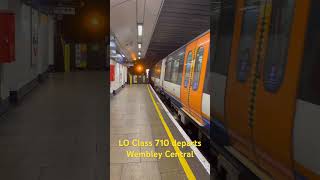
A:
[161,29,210,61]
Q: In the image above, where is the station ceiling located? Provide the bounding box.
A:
[143,0,210,68]
[110,0,163,62]
[24,0,84,7]
[27,0,212,68]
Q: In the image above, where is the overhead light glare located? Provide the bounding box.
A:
[110,41,116,48]
[138,57,141,59]
[138,52,141,56]
[138,24,143,36]
[138,43,142,49]
[121,54,125,57]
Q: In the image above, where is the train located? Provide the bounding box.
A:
[150,0,320,179]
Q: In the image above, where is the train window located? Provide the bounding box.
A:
[164,58,173,82]
[157,63,162,78]
[213,1,235,76]
[298,0,320,105]
[236,0,260,82]
[184,51,193,88]
[177,51,185,85]
[171,57,180,84]
[263,0,295,92]
[153,62,161,79]
[192,47,205,90]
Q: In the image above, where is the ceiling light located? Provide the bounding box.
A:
[121,54,125,57]
[138,57,141,59]
[138,52,141,56]
[110,41,116,48]
[136,64,143,73]
[138,24,143,36]
[138,43,142,49]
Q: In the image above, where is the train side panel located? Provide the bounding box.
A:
[181,40,197,113]
[293,0,320,179]
[202,57,210,126]
[151,58,165,92]
[151,59,163,91]
[211,1,236,124]
[162,49,185,105]
[163,81,181,103]
[160,58,166,88]
[225,0,261,164]
[252,0,310,179]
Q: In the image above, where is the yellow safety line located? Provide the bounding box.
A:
[147,85,196,180]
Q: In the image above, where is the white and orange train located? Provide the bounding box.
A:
[151,0,320,179]
[151,31,210,131]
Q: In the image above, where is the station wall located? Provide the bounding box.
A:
[110,59,127,94]
[0,0,7,8]
[0,0,54,100]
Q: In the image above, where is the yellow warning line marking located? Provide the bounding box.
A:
[147,85,196,180]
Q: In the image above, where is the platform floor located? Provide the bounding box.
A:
[0,72,208,180]
[110,84,209,180]
[0,71,107,180]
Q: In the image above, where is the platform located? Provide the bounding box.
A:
[110,84,209,180]
[0,72,107,180]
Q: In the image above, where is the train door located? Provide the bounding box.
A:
[188,33,210,126]
[181,40,197,112]
[225,0,263,163]
[253,0,311,179]
[211,1,236,123]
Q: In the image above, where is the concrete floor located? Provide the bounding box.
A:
[111,85,197,180]
[0,71,108,180]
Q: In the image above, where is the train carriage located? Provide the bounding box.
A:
[151,31,211,133]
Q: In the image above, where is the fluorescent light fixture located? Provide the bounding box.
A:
[138,43,142,49]
[138,24,143,36]
[110,41,116,48]
[121,54,125,57]
[138,51,141,56]
[138,56,141,59]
